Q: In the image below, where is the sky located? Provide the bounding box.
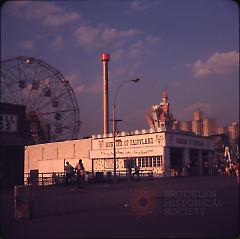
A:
[1,0,239,138]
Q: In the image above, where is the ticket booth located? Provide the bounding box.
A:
[0,103,33,190]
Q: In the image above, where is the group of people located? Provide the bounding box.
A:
[217,160,239,176]
[60,160,141,187]
[64,159,89,189]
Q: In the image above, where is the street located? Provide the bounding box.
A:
[0,176,239,238]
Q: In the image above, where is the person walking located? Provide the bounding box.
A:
[75,159,85,189]
[64,162,74,185]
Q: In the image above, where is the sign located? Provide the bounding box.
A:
[0,113,18,132]
[93,133,166,151]
[90,146,163,159]
[166,133,214,150]
[90,131,215,159]
[104,159,117,169]
[176,137,205,147]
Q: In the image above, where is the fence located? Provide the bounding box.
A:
[24,172,65,186]
[24,169,153,186]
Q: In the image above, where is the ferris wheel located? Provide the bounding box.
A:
[0,56,80,143]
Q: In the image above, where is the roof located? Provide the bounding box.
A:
[0,133,33,146]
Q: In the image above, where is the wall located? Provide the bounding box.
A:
[24,138,92,174]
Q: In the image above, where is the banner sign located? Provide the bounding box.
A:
[0,113,18,132]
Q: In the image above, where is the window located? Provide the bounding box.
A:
[145,157,149,167]
[132,156,163,168]
[153,157,157,167]
[138,157,141,167]
[149,157,152,167]
[124,159,128,168]
[132,158,136,168]
[124,158,136,168]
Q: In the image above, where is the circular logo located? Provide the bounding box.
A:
[128,187,157,218]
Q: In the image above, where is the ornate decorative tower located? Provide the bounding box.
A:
[146,89,174,130]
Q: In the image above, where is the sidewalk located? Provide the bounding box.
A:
[0,176,239,239]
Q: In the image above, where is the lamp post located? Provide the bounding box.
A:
[112,78,140,183]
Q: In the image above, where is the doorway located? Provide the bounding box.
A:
[170,147,183,176]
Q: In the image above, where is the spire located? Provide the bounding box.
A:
[162,88,168,104]
[162,88,168,98]
[197,105,200,112]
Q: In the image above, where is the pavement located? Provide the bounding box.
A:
[0,176,239,239]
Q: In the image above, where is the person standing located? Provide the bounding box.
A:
[75,159,85,189]
[64,162,74,185]
[52,172,58,185]
[133,165,140,180]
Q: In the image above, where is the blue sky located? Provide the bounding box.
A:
[1,0,239,137]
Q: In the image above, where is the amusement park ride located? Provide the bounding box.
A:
[0,56,80,144]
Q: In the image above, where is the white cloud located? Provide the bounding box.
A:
[184,102,212,114]
[171,81,182,88]
[50,35,64,50]
[111,34,160,71]
[65,72,81,85]
[17,40,34,50]
[73,24,139,49]
[65,73,101,94]
[4,0,28,10]
[144,35,161,45]
[43,12,80,27]
[67,20,151,88]
[129,0,152,14]
[192,51,239,78]
[112,35,160,60]
[10,1,81,27]
[107,34,160,81]
[73,25,100,47]
[76,81,100,94]
[180,102,221,120]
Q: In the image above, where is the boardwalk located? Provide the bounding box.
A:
[0,176,239,238]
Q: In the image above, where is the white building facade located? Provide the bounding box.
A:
[24,129,215,178]
[90,130,215,176]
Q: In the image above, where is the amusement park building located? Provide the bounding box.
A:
[24,89,216,178]
[24,128,215,178]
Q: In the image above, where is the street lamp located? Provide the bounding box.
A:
[112,78,140,183]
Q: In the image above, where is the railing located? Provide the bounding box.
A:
[24,169,154,186]
[94,169,153,179]
[24,172,65,186]
[94,169,153,175]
